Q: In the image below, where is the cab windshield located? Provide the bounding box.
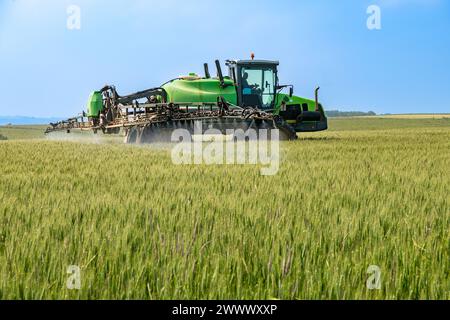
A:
[241,66,276,110]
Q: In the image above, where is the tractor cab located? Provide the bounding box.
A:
[226,60,279,110]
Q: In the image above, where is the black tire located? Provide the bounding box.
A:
[140,124,174,143]
[273,116,297,141]
[126,126,139,144]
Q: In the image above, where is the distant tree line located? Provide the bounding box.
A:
[326,110,376,117]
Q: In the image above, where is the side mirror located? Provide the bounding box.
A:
[289,87,293,97]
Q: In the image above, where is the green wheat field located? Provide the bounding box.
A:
[0,117,449,299]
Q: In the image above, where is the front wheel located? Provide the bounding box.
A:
[126,126,139,144]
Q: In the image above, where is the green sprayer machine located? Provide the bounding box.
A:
[45,58,328,142]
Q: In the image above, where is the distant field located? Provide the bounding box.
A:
[326,117,449,131]
[1,117,449,140]
[0,118,448,299]
[0,125,47,140]
[352,114,450,119]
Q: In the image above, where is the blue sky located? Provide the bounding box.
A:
[0,0,449,117]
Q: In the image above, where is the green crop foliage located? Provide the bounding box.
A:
[0,119,448,299]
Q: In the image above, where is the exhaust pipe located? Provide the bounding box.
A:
[204,63,211,79]
[315,86,320,111]
[215,59,225,88]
